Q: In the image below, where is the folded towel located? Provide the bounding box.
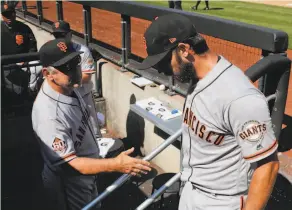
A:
[96,138,115,158]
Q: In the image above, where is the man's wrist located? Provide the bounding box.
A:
[107,157,119,173]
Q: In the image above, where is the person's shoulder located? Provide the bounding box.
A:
[33,90,58,118]
[218,57,256,90]
[14,20,32,31]
[212,57,263,106]
[80,43,91,54]
[73,42,90,53]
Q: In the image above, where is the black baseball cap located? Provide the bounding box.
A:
[1,2,15,14]
[39,38,82,68]
[139,14,198,70]
[52,20,71,34]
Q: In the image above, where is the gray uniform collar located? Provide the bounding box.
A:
[42,80,79,106]
[194,56,233,93]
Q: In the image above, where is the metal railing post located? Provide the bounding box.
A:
[83,5,92,46]
[36,1,43,25]
[260,51,287,101]
[56,1,63,21]
[121,14,131,71]
[258,51,267,94]
[86,6,92,43]
[136,173,181,210]
[166,76,176,96]
[259,49,280,94]
[21,0,27,18]
[82,129,182,210]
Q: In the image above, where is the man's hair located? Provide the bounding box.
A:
[182,34,209,55]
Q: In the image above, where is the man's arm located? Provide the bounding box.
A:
[80,46,96,84]
[27,26,37,52]
[67,147,151,176]
[224,94,279,210]
[244,152,279,210]
[36,118,151,176]
[81,73,92,84]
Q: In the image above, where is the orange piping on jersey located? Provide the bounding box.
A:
[52,153,77,165]
[64,153,77,161]
[244,140,278,161]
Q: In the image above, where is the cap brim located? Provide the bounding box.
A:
[52,29,70,34]
[52,51,83,67]
[138,50,170,70]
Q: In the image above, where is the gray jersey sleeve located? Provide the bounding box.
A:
[80,46,95,74]
[37,119,77,166]
[225,94,278,163]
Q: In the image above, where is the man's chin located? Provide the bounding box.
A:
[174,76,191,84]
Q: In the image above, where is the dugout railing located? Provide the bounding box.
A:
[1,52,41,116]
[17,0,288,97]
[11,1,291,209]
[2,52,290,210]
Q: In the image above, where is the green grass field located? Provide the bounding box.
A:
[142,1,292,49]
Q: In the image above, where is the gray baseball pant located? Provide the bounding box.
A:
[179,182,246,210]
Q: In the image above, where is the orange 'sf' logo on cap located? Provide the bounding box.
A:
[143,37,147,50]
[57,42,67,52]
[3,4,8,10]
[15,35,23,45]
[54,22,60,28]
[169,38,177,43]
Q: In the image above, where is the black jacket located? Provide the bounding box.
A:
[1,20,37,56]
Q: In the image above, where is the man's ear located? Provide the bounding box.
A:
[42,68,53,80]
[177,43,195,62]
[177,43,191,58]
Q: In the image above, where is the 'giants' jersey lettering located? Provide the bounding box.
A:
[75,108,90,148]
[183,108,225,145]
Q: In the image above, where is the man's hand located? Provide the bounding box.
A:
[81,73,92,84]
[114,147,151,176]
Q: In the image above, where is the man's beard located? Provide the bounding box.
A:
[174,62,198,84]
[52,74,81,90]
[68,70,82,88]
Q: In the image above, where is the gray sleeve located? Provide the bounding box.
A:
[37,119,77,166]
[81,47,95,74]
[225,94,278,163]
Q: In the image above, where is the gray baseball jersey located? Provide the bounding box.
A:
[24,60,43,92]
[72,42,102,138]
[32,80,100,209]
[73,42,95,96]
[181,56,278,196]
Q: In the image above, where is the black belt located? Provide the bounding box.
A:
[191,183,236,197]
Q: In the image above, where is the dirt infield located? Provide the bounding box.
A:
[25,1,292,116]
